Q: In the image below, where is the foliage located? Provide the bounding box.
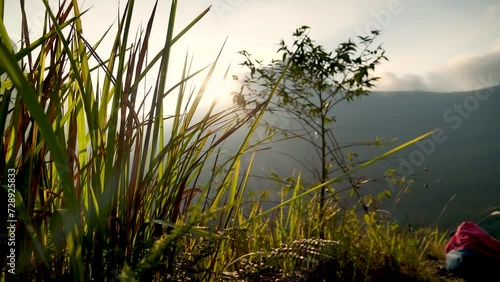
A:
[0,0,269,280]
[0,1,447,281]
[222,173,452,281]
[234,26,389,236]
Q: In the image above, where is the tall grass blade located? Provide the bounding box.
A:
[245,129,438,223]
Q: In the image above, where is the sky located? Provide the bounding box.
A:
[4,0,500,95]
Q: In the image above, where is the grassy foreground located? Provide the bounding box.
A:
[1,1,458,281]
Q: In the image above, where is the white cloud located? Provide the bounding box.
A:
[377,43,500,92]
[376,73,428,92]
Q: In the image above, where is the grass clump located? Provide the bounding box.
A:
[219,175,453,282]
[1,1,455,281]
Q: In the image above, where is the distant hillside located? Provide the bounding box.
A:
[243,85,500,231]
[336,85,500,229]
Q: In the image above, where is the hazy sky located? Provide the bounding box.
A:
[4,0,500,93]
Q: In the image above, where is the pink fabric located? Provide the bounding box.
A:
[445,221,500,260]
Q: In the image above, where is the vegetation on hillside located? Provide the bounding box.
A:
[233,25,389,238]
[1,1,458,281]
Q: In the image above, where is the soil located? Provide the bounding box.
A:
[421,259,465,282]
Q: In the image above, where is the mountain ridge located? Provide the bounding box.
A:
[242,84,500,231]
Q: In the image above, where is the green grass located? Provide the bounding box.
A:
[1,1,451,281]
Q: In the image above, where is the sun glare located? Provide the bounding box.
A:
[203,73,239,107]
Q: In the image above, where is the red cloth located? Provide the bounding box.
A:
[445,221,500,260]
